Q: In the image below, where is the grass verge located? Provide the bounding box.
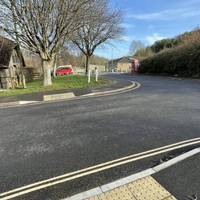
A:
[0,75,110,97]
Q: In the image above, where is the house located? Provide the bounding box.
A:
[0,36,22,89]
[131,58,140,73]
[107,56,134,73]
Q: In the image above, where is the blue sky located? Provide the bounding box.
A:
[95,0,200,59]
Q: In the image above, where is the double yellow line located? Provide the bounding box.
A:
[1,137,200,200]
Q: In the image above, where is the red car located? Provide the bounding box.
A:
[56,67,73,76]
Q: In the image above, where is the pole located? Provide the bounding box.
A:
[88,69,91,84]
[95,68,98,82]
[111,47,114,72]
[22,75,27,89]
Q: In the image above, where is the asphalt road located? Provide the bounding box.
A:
[0,74,200,199]
[154,153,200,200]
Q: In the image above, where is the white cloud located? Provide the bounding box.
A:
[146,33,166,45]
[127,7,200,21]
[119,35,136,42]
[119,36,131,42]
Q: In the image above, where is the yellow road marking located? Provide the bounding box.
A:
[1,137,200,199]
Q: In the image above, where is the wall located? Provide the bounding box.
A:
[117,62,132,73]
[0,67,18,89]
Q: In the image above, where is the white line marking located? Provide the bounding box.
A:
[0,138,200,199]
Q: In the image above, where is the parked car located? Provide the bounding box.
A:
[56,67,73,76]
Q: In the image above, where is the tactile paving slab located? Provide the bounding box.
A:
[97,186,137,200]
[127,176,172,200]
[87,176,177,200]
[164,197,177,200]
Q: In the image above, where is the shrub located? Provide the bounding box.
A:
[139,42,200,78]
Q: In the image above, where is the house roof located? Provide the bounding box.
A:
[109,56,134,64]
[0,36,17,68]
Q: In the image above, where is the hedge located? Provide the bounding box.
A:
[139,42,200,77]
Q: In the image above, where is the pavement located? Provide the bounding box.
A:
[86,176,177,200]
[65,147,200,200]
[0,73,200,199]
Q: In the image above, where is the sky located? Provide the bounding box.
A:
[95,0,200,59]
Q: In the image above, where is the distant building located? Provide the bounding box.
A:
[107,56,133,73]
[89,64,106,72]
[131,59,140,73]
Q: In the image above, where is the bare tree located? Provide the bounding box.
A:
[72,0,122,74]
[0,0,90,86]
[178,27,200,44]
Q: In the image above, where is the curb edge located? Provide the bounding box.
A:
[64,147,200,200]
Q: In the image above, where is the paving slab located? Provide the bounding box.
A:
[87,176,176,200]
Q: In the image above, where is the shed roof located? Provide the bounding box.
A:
[0,36,17,68]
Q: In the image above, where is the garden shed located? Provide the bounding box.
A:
[0,36,22,89]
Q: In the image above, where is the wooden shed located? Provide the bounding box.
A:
[0,36,22,89]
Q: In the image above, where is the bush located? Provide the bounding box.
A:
[139,42,200,77]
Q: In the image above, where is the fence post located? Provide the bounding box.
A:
[95,68,98,82]
[88,69,91,83]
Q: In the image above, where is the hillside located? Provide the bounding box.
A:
[138,28,200,77]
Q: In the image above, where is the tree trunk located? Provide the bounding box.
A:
[42,60,53,86]
[85,55,90,75]
[15,43,26,88]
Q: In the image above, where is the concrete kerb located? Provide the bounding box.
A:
[0,101,39,108]
[43,92,75,101]
[64,147,200,200]
[0,81,140,109]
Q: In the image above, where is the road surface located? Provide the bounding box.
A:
[0,74,200,199]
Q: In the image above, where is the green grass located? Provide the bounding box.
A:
[0,75,110,97]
